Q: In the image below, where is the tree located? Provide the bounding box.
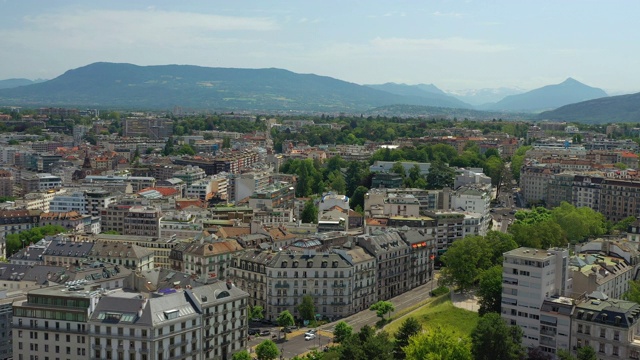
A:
[484,231,518,265]
[471,313,525,360]
[339,325,394,360]
[298,295,315,323]
[334,321,353,343]
[222,136,232,148]
[163,137,174,156]
[576,346,597,360]
[425,160,455,189]
[177,144,196,156]
[350,186,369,210]
[439,236,493,292]
[551,202,606,243]
[255,340,279,360]
[6,225,66,256]
[477,266,503,316]
[403,326,472,360]
[557,349,575,360]
[393,317,421,359]
[612,216,636,233]
[527,347,553,360]
[249,305,264,320]
[277,310,295,339]
[301,199,318,223]
[370,301,394,321]
[328,171,347,194]
[231,350,252,360]
[509,219,567,249]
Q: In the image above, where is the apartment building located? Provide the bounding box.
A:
[0,290,26,360]
[87,240,155,271]
[0,170,14,198]
[42,240,95,267]
[357,232,411,301]
[173,165,207,186]
[569,254,633,300]
[0,210,42,257]
[12,282,98,360]
[424,211,465,253]
[124,206,162,237]
[123,117,173,139]
[80,234,180,269]
[538,296,574,356]
[174,238,243,280]
[501,247,572,348]
[571,296,640,359]
[39,211,91,233]
[264,251,354,321]
[14,280,248,360]
[159,212,203,239]
[338,246,376,313]
[520,164,563,205]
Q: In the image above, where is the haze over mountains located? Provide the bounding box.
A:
[0,62,632,123]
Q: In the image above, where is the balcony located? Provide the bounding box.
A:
[332,283,347,288]
[274,283,290,288]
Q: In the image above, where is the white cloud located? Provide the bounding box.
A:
[0,9,277,51]
[432,11,463,18]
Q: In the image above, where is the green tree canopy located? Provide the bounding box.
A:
[370,301,395,320]
[439,236,494,292]
[403,326,472,360]
[231,350,252,360]
[551,202,606,243]
[334,321,353,343]
[350,186,369,210]
[297,295,315,322]
[477,266,503,316]
[249,305,264,320]
[393,317,422,360]
[6,225,66,256]
[255,340,279,360]
[277,310,295,339]
[301,199,318,224]
[426,160,455,189]
[471,313,525,360]
[339,325,394,360]
[508,219,567,249]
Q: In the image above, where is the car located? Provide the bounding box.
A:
[305,329,317,337]
[305,334,316,341]
[510,210,517,214]
[260,330,271,336]
[284,326,298,333]
[248,328,260,335]
[490,209,495,213]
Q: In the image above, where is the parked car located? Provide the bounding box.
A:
[260,330,271,336]
[248,328,260,335]
[284,326,298,333]
[305,334,316,341]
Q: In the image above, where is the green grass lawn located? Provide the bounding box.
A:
[384,296,479,338]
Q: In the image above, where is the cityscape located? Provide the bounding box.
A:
[3,2,640,360]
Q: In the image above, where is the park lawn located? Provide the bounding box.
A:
[384,296,479,338]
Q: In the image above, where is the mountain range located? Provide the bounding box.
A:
[479,78,608,112]
[0,78,45,90]
[0,62,628,122]
[539,92,640,123]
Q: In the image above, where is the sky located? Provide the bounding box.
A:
[1,0,638,94]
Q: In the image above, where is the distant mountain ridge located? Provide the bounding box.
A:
[0,78,45,90]
[481,78,608,112]
[538,91,640,123]
[445,87,525,106]
[0,63,474,111]
[365,83,471,108]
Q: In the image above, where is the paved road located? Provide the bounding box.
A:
[320,278,438,333]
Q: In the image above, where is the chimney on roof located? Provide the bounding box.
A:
[226,279,233,290]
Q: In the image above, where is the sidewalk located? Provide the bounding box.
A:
[450,290,479,312]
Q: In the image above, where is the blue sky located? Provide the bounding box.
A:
[1,0,638,93]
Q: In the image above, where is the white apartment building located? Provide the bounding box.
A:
[230,171,270,204]
[501,247,572,348]
[186,179,212,201]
